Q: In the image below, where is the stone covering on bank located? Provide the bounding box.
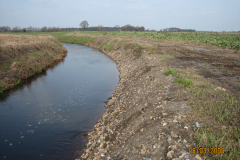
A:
[78,37,204,160]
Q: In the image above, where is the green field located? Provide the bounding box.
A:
[2,31,240,49]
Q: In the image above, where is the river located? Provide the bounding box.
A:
[0,43,119,160]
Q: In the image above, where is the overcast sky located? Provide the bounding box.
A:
[0,0,240,31]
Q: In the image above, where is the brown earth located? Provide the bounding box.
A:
[69,34,240,160]
[0,34,67,93]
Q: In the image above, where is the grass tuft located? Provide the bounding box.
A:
[164,69,193,88]
[148,52,155,55]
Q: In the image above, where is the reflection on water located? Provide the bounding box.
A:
[0,43,119,160]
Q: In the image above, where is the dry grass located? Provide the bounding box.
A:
[0,34,62,62]
[0,34,67,93]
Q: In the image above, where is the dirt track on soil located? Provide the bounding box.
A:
[76,36,239,160]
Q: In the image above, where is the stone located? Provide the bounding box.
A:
[167,151,174,158]
[183,139,187,143]
[179,151,187,159]
[141,150,146,155]
[163,123,167,126]
[184,126,188,129]
[222,126,227,129]
[163,113,168,116]
[171,145,177,151]
[185,155,190,158]
[195,122,200,128]
[167,136,172,142]
[173,119,178,123]
[195,154,202,160]
[215,87,226,91]
[172,134,178,138]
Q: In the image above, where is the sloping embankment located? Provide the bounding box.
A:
[0,34,67,93]
[74,36,200,160]
[59,33,240,160]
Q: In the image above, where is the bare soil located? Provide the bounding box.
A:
[73,35,240,160]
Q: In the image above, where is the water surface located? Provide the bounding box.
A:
[0,43,119,160]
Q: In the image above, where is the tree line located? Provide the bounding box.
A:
[0,26,69,32]
[0,24,146,32]
[0,21,196,33]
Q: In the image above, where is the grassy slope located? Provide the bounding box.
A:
[0,34,67,93]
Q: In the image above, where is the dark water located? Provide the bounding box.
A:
[0,43,119,160]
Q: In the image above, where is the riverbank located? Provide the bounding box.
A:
[1,32,239,159]
[56,32,240,160]
[0,34,67,93]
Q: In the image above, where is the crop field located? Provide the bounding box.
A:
[76,31,240,50]
[2,31,240,49]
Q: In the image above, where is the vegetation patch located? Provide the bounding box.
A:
[164,67,239,159]
[71,32,240,50]
[189,85,240,159]
[148,51,155,55]
[0,83,5,94]
[99,40,110,49]
[57,35,97,45]
[0,34,67,94]
[164,69,193,88]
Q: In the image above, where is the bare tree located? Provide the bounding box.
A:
[139,26,145,32]
[0,26,11,32]
[41,26,47,32]
[12,26,21,32]
[80,20,89,30]
[27,26,34,32]
[97,25,103,31]
[115,25,121,31]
